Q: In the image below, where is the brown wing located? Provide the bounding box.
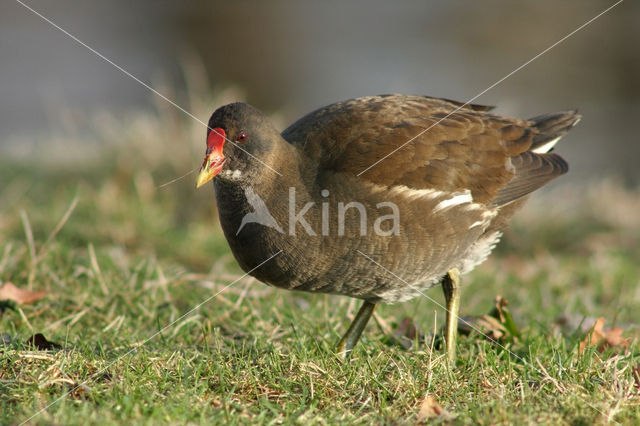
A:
[491,152,569,206]
[282,94,573,205]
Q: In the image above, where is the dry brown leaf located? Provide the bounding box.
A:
[396,317,422,341]
[632,363,640,390]
[0,282,47,304]
[493,296,508,323]
[578,317,630,354]
[417,394,453,421]
[25,333,62,350]
[456,296,520,344]
[489,296,522,341]
[458,314,506,341]
[392,317,426,349]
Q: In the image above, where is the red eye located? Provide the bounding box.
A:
[237,131,247,143]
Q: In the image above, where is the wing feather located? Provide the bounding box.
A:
[282,94,574,206]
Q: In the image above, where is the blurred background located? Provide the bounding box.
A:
[1,0,638,184]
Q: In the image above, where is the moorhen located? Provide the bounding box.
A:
[195,95,579,360]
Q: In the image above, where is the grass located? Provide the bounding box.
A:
[1,89,639,424]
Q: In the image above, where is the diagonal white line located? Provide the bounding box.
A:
[13,0,282,177]
[357,0,625,176]
[156,166,199,189]
[355,249,619,424]
[18,250,282,426]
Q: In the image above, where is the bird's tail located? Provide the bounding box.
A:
[528,110,582,153]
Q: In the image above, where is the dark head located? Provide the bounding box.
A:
[195,102,281,188]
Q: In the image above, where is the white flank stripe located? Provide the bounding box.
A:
[391,185,441,201]
[433,191,473,212]
[531,136,561,154]
[468,209,497,230]
[469,220,485,229]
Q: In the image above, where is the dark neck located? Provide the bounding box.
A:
[213,135,317,232]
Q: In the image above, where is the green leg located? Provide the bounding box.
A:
[336,301,376,359]
[441,268,461,364]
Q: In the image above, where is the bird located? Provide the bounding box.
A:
[195,94,580,361]
[235,187,284,235]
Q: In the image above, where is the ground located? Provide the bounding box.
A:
[1,99,639,424]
